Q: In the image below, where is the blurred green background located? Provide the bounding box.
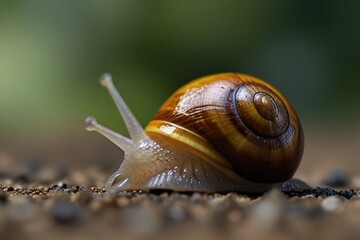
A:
[0,1,359,175]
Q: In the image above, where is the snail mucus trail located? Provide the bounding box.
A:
[86,73,310,194]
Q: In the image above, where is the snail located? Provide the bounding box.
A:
[86,73,309,194]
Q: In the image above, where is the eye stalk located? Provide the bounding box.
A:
[85,73,148,153]
[99,73,113,87]
[85,116,132,152]
[85,73,153,194]
[98,73,147,141]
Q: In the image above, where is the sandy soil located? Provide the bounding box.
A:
[1,126,360,240]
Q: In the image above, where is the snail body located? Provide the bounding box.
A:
[86,73,307,194]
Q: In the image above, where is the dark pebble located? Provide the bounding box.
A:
[13,173,30,184]
[286,201,324,219]
[53,164,68,180]
[7,186,14,192]
[53,182,68,190]
[51,200,79,224]
[322,169,350,188]
[0,188,7,203]
[0,172,9,179]
[58,182,68,189]
[69,186,82,193]
[167,205,188,222]
[25,159,43,173]
[73,191,92,205]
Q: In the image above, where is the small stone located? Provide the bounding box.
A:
[321,169,350,188]
[167,204,187,222]
[0,210,4,232]
[116,197,130,208]
[5,197,37,221]
[252,199,281,221]
[56,182,68,189]
[122,206,161,235]
[71,191,92,205]
[13,173,30,184]
[69,171,89,185]
[347,199,360,213]
[36,167,63,184]
[230,194,251,205]
[190,204,211,222]
[351,176,360,189]
[286,198,324,219]
[208,195,231,210]
[52,183,67,192]
[0,188,7,203]
[70,185,82,193]
[189,192,203,203]
[90,200,104,213]
[25,160,43,173]
[0,172,8,180]
[6,186,14,192]
[227,209,243,222]
[246,189,286,230]
[321,196,343,213]
[51,200,78,224]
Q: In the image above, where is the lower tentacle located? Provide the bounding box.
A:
[105,169,129,194]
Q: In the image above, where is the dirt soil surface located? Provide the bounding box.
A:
[1,128,360,240]
[0,167,359,240]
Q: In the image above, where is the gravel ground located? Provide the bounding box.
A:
[1,154,360,240]
[1,86,359,240]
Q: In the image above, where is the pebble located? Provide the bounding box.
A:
[245,189,285,230]
[25,160,43,174]
[167,204,188,222]
[13,173,31,184]
[347,199,360,212]
[227,209,243,223]
[251,198,281,223]
[69,170,90,185]
[285,198,323,219]
[189,204,211,222]
[35,166,67,184]
[71,190,92,205]
[208,194,232,211]
[122,206,161,236]
[90,200,104,213]
[189,192,204,203]
[53,182,68,190]
[51,200,79,224]
[321,196,344,213]
[351,176,360,189]
[116,197,131,208]
[0,211,4,232]
[0,188,7,203]
[5,197,37,221]
[321,169,350,187]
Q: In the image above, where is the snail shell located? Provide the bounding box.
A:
[86,73,307,194]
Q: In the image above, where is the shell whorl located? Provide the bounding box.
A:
[233,84,289,138]
[145,73,304,183]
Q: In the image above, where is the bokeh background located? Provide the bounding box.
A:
[1,0,360,183]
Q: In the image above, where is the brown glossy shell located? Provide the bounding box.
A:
[145,73,304,183]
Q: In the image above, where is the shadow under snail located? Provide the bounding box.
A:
[85,73,309,194]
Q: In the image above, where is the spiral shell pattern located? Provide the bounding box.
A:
[145,73,304,183]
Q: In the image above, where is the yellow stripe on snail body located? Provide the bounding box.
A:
[86,73,308,194]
